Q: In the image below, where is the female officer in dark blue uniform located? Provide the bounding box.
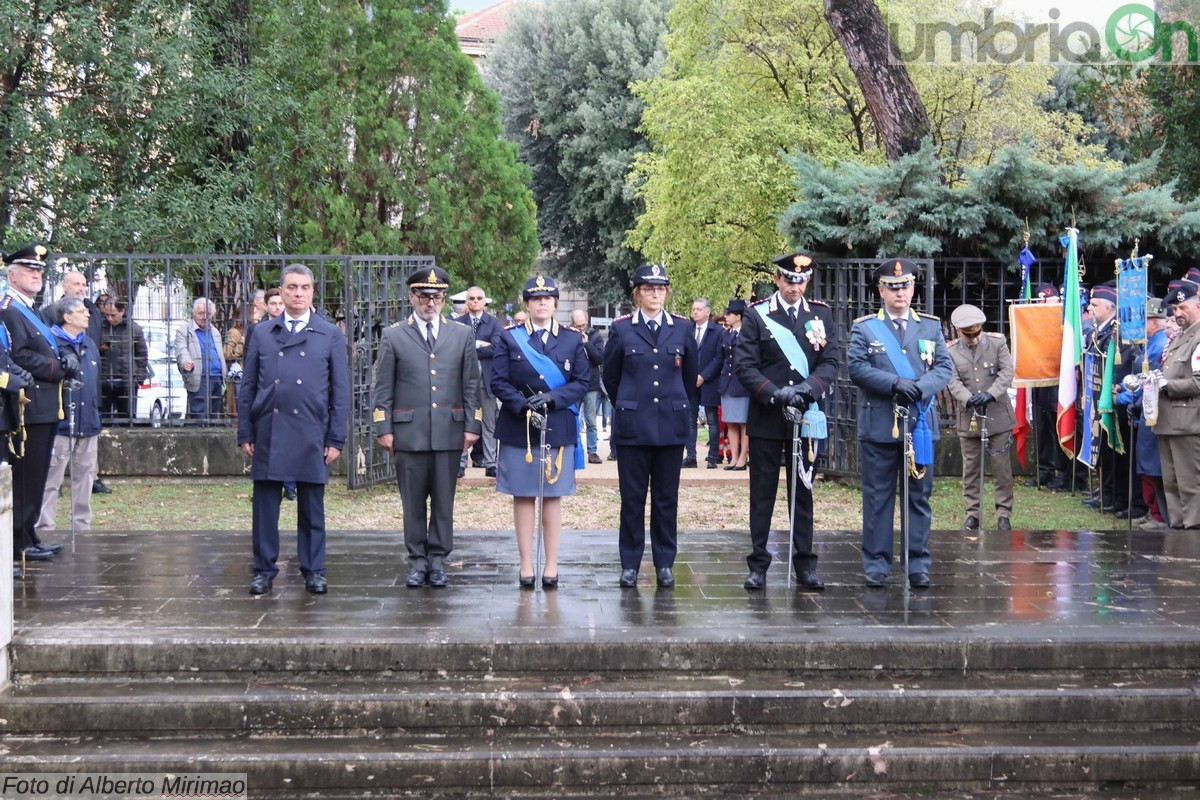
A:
[491,275,589,589]
[602,265,698,588]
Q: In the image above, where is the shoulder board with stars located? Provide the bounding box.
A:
[808,299,830,308]
[669,313,689,323]
[388,320,404,328]
[446,318,469,328]
[853,313,874,324]
[749,297,770,308]
[612,313,633,323]
[0,295,12,311]
[916,312,941,321]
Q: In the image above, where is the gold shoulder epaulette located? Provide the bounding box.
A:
[917,311,940,321]
[389,320,403,328]
[853,314,873,323]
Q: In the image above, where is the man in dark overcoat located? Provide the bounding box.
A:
[454,286,503,477]
[238,263,349,595]
[685,298,724,468]
[373,267,481,589]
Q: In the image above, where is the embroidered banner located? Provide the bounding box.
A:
[1008,302,1063,386]
[1116,256,1149,346]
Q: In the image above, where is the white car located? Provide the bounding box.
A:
[136,355,188,425]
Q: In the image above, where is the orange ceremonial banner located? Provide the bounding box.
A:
[1009,302,1063,386]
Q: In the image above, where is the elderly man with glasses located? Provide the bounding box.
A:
[453,286,503,478]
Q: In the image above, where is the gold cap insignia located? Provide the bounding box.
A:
[427,270,437,282]
[35,245,47,258]
[893,261,903,277]
[535,275,546,289]
[651,265,661,277]
[795,254,812,268]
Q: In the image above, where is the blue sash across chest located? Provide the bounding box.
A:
[865,316,933,465]
[512,328,584,470]
[12,298,59,354]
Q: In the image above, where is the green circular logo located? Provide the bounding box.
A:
[1107,3,1160,62]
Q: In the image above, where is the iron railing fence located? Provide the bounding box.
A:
[40,253,431,488]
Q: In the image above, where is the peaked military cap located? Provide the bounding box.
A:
[950,304,986,329]
[632,264,670,286]
[772,252,816,283]
[1146,297,1167,319]
[874,258,919,287]
[724,298,747,315]
[407,266,451,295]
[2,243,48,270]
[1035,283,1059,299]
[522,274,559,300]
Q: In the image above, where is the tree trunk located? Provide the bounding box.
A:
[823,0,930,160]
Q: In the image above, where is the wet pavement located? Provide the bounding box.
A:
[10,526,1200,648]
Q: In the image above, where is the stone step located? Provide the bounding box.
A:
[3,673,1197,736]
[12,637,1200,677]
[3,731,1199,792]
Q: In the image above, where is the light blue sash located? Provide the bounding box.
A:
[755,303,826,439]
[865,316,933,466]
[512,327,585,470]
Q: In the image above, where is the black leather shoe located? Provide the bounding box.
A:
[305,574,328,594]
[908,572,931,589]
[656,567,675,587]
[681,458,698,468]
[33,541,64,554]
[1104,505,1128,516]
[864,572,887,588]
[519,575,535,589]
[619,569,638,588]
[1083,497,1101,509]
[92,479,113,494]
[797,570,825,591]
[962,515,979,531]
[484,467,497,478]
[283,486,297,501]
[1022,478,1040,488]
[471,460,484,469]
[743,570,766,590]
[998,517,1012,531]
[457,466,465,479]
[428,569,447,588]
[706,461,719,469]
[249,574,273,595]
[541,574,559,590]
[406,568,428,588]
[21,546,54,562]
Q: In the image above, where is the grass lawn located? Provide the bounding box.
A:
[67,476,1128,534]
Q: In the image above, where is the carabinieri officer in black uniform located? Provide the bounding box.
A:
[848,258,952,590]
[491,275,589,590]
[735,253,841,592]
[602,264,698,589]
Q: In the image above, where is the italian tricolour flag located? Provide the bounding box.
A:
[1056,228,1083,457]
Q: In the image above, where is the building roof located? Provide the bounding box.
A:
[455,0,523,56]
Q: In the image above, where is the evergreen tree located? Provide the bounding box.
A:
[485,0,670,303]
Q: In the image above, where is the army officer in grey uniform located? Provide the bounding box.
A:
[945,304,1015,532]
[848,258,952,589]
[373,267,482,588]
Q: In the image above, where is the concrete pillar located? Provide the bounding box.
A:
[1,464,11,688]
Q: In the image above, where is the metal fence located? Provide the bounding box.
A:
[42,253,430,489]
[804,256,1012,476]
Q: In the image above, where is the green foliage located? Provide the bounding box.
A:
[782,141,1200,282]
[0,0,537,301]
[627,0,1107,306]
[485,0,670,304]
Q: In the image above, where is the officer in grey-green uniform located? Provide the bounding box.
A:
[946,304,1015,532]
[847,258,952,589]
